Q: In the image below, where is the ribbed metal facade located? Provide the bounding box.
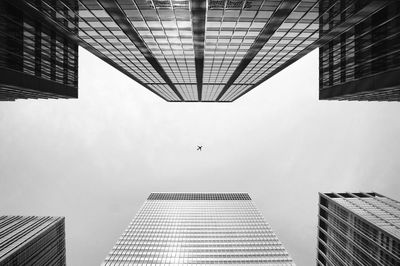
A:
[0,216,66,265]
[317,192,400,266]
[103,192,295,265]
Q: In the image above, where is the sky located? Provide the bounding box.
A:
[0,47,400,266]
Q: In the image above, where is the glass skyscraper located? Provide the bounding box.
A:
[0,215,66,265]
[317,192,400,266]
[102,192,295,265]
[1,0,399,101]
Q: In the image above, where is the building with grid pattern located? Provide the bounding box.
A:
[319,1,400,101]
[0,0,78,101]
[68,0,323,102]
[102,192,295,265]
[0,215,66,265]
[317,192,400,266]
[2,0,400,101]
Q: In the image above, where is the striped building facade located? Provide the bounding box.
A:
[317,192,400,266]
[0,0,79,100]
[0,216,66,265]
[103,192,295,265]
[318,1,400,101]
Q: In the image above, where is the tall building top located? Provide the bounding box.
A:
[73,0,321,102]
[320,192,400,239]
[103,192,295,265]
[147,192,251,200]
[317,192,400,265]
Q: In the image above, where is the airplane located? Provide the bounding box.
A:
[197,146,202,151]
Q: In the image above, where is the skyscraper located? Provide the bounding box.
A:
[1,0,399,101]
[0,215,66,265]
[319,1,400,101]
[0,0,78,101]
[317,192,400,266]
[103,192,295,265]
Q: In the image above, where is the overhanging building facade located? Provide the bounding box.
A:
[0,215,66,265]
[102,192,295,265]
[317,192,400,266]
[1,0,399,101]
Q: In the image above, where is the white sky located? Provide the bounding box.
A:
[0,48,399,265]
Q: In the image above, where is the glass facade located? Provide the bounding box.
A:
[103,192,295,265]
[0,0,78,101]
[0,215,66,265]
[317,192,400,266]
[319,0,400,101]
[2,0,400,101]
[76,0,322,102]
[216,0,319,102]
[77,0,183,101]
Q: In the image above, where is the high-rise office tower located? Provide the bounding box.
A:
[319,1,400,101]
[0,0,78,101]
[69,0,322,102]
[0,215,66,265]
[1,0,399,101]
[103,192,295,265]
[317,192,400,266]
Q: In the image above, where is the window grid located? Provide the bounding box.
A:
[317,192,400,266]
[319,0,400,101]
[77,0,181,101]
[202,0,272,101]
[128,0,197,100]
[78,3,164,84]
[221,0,320,101]
[0,0,78,100]
[103,193,295,266]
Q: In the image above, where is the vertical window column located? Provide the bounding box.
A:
[190,0,206,101]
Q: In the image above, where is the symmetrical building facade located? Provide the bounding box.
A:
[0,215,66,265]
[102,192,295,265]
[1,0,399,101]
[317,192,400,266]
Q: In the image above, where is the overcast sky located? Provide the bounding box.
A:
[1,48,399,266]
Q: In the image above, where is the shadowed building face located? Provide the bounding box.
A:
[319,1,400,101]
[102,193,295,265]
[0,0,78,101]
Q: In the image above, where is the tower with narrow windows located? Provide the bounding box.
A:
[102,192,295,265]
